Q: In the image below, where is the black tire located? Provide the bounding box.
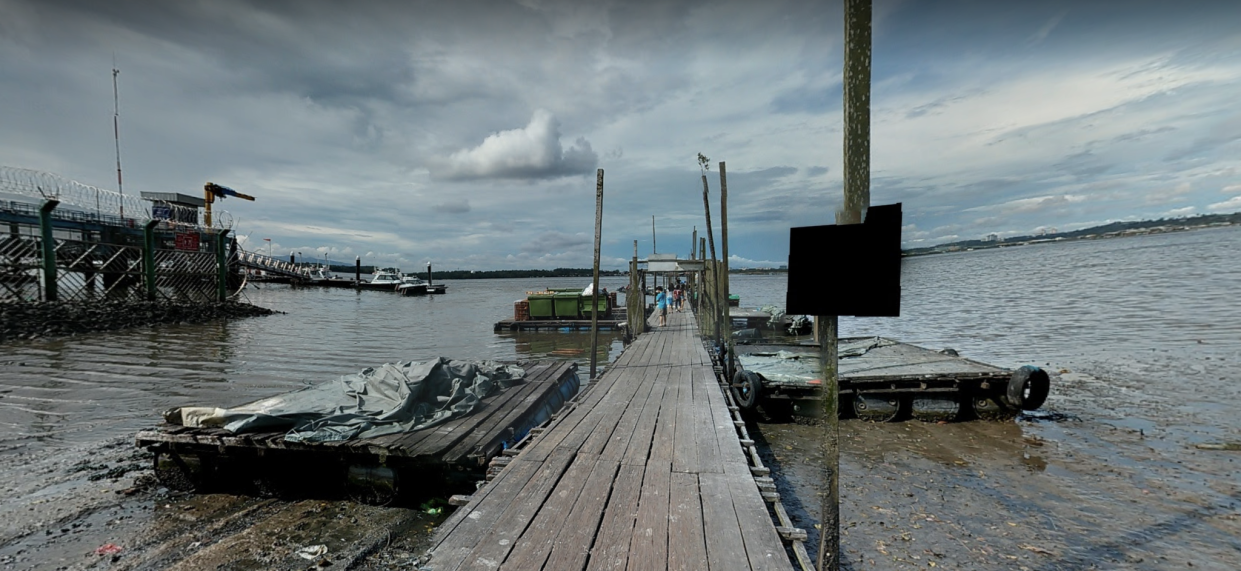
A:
[732,370,763,411]
[968,396,1011,421]
[852,394,906,422]
[1006,365,1051,410]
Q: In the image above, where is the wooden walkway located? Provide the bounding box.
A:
[427,310,793,571]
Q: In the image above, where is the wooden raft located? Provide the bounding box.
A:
[428,311,793,571]
[494,319,625,332]
[135,360,579,470]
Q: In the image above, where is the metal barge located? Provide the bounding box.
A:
[728,337,1051,422]
[136,360,580,500]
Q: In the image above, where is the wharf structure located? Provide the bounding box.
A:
[427,309,802,570]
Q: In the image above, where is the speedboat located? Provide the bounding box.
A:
[397,275,428,296]
[356,268,405,291]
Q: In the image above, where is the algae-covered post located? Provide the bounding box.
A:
[589,169,604,380]
[719,161,733,376]
[818,1,872,569]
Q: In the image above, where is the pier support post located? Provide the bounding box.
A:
[38,200,59,302]
[819,1,871,570]
[143,219,159,301]
[589,169,604,380]
[719,162,732,375]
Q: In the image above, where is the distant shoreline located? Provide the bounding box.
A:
[901,211,1240,258]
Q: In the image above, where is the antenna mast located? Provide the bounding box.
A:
[112,62,124,218]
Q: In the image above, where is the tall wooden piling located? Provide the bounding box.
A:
[589,169,605,380]
[819,1,872,569]
[719,162,733,373]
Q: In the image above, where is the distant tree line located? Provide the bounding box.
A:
[325,266,625,280]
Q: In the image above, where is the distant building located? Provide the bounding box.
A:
[984,233,1002,242]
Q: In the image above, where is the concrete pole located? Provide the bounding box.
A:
[589,169,605,380]
[819,1,871,570]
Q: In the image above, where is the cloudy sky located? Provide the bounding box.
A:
[2,0,1239,269]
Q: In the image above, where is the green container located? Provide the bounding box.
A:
[580,294,608,317]
[528,294,555,318]
[554,292,582,319]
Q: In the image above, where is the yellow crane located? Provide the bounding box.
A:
[203,182,255,227]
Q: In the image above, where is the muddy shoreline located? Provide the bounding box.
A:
[0,300,278,342]
[4,367,1236,570]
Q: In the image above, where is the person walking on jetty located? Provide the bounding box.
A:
[655,286,668,327]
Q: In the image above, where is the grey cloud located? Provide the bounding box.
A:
[806,166,829,177]
[433,198,470,214]
[521,231,591,254]
[1055,151,1113,179]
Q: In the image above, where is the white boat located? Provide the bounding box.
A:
[356,268,405,291]
[397,275,428,296]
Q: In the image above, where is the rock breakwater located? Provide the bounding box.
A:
[0,300,279,341]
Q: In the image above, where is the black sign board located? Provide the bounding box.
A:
[786,202,902,317]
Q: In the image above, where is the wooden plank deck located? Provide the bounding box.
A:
[427,311,792,571]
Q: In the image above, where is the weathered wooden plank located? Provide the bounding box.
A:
[667,472,708,571]
[500,452,601,570]
[441,368,564,464]
[584,463,646,571]
[647,373,679,466]
[625,460,671,571]
[542,457,622,571]
[727,473,792,571]
[620,366,669,467]
[432,454,544,551]
[671,363,698,474]
[454,447,578,571]
[698,472,749,571]
[598,358,661,463]
[693,366,723,474]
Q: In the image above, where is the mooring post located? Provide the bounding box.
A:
[216,229,231,302]
[38,200,59,302]
[142,219,159,301]
[698,237,706,318]
[589,169,605,380]
[819,2,871,570]
[355,256,361,285]
[427,262,433,286]
[719,161,733,375]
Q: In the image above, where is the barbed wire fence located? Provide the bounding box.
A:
[0,166,232,230]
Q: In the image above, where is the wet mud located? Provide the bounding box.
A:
[0,436,442,570]
[751,367,1241,570]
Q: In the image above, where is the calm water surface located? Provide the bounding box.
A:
[2,226,1239,469]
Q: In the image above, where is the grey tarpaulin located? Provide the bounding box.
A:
[735,337,895,383]
[163,358,526,443]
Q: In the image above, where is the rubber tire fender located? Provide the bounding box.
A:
[732,369,763,411]
[1007,365,1050,410]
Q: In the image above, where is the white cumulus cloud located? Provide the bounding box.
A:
[431,109,597,181]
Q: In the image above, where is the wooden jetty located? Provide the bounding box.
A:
[135,361,580,490]
[494,318,625,333]
[428,310,799,571]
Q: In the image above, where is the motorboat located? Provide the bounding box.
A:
[397,275,428,296]
[356,268,405,291]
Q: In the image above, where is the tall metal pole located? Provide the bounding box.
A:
[589,169,605,380]
[112,65,125,218]
[819,1,871,570]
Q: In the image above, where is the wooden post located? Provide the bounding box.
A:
[698,237,706,316]
[589,169,605,380]
[651,215,657,254]
[719,162,733,373]
[819,1,871,570]
[355,256,361,284]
